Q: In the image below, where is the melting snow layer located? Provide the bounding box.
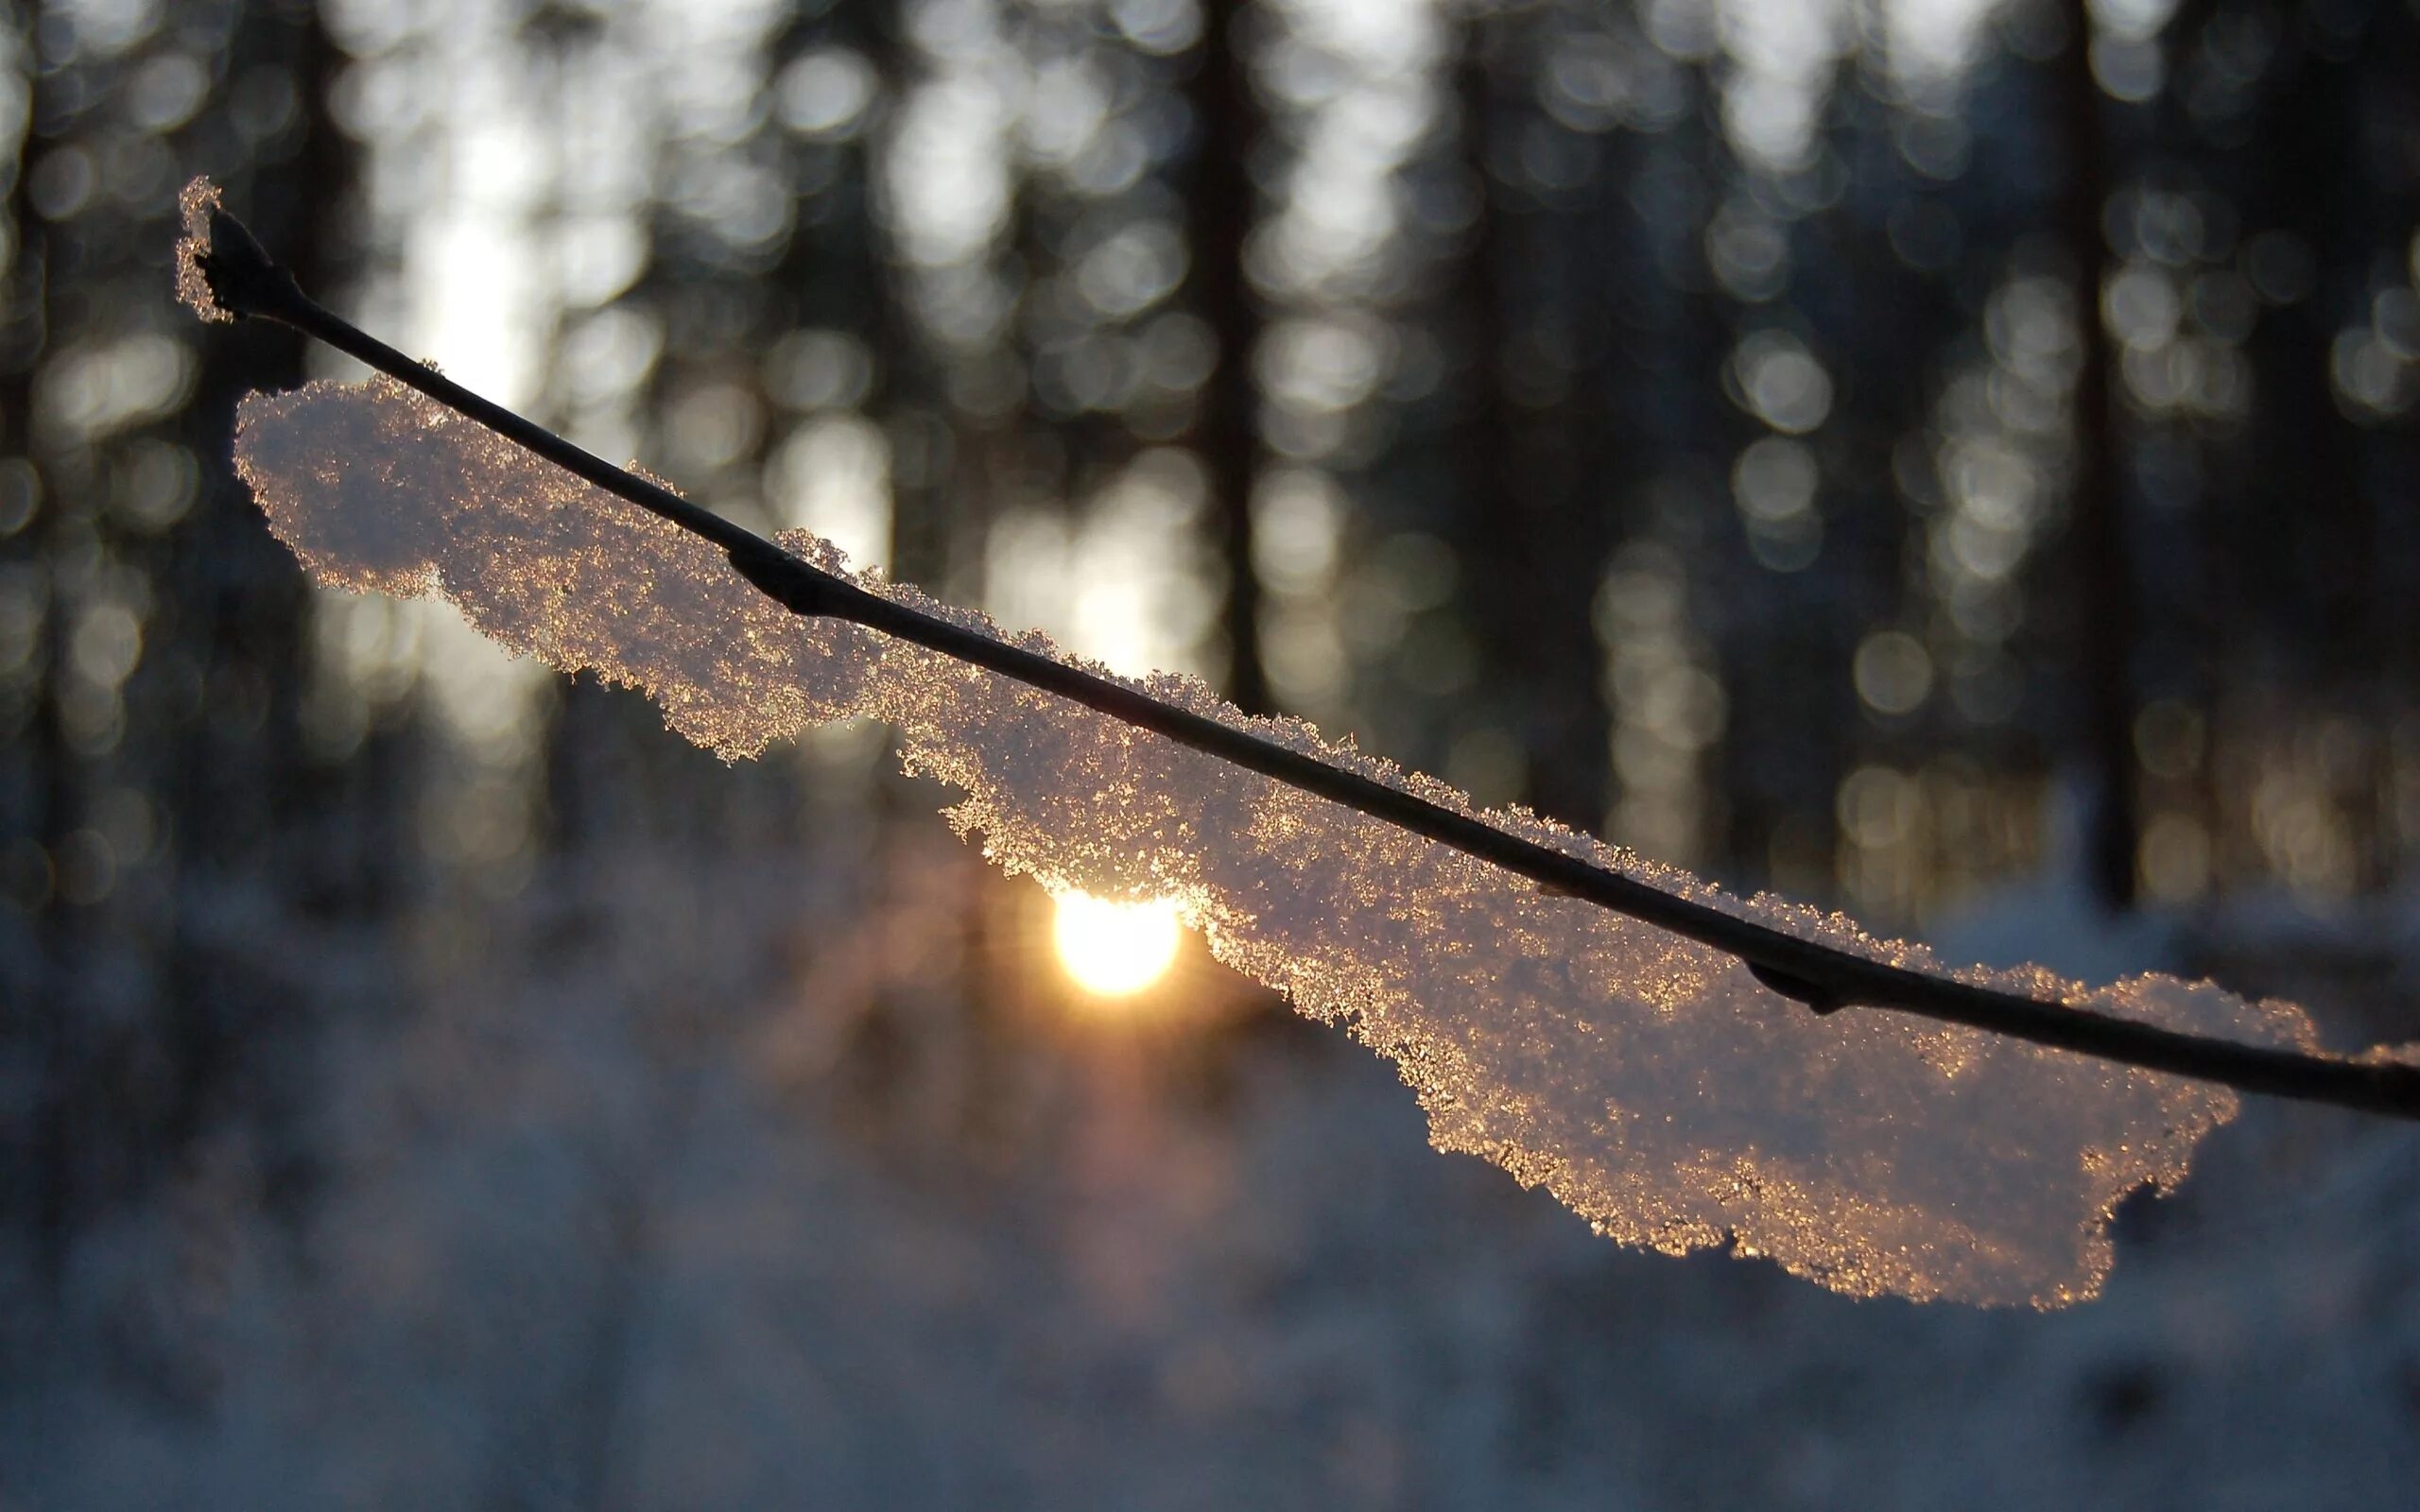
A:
[230,372,2324,1307]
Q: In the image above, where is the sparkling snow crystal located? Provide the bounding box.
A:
[173,176,237,324]
[233,373,2324,1309]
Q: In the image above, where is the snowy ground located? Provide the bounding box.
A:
[5,817,2417,1510]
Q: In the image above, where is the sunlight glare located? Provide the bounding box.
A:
[1052,891,1183,998]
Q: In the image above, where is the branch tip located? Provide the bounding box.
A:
[174,176,302,324]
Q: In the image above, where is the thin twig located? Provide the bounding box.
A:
[187,198,2420,1121]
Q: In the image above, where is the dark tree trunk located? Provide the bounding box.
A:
[1449,15,1617,833]
[154,0,354,1239]
[6,0,74,1287]
[2058,0,2140,912]
[1187,0,1269,713]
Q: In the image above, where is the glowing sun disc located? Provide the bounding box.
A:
[1052,892,1183,997]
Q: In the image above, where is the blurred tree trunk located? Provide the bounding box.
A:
[2243,27,2366,674]
[167,4,336,868]
[2058,0,2140,912]
[847,3,957,597]
[1186,0,1269,713]
[7,0,357,1283]
[2367,6,2420,689]
[1449,11,1616,833]
[151,0,353,1237]
[4,0,72,1286]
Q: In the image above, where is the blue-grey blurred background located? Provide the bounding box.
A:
[5,0,2420,1505]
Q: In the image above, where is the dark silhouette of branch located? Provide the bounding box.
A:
[184,197,2420,1122]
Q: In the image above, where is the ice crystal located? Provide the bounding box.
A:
[233,373,2323,1308]
[174,177,236,324]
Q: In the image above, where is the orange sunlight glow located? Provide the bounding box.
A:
[1051,891,1184,998]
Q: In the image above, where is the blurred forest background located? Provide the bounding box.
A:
[6,0,2420,1505]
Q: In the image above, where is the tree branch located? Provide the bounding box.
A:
[186,192,2420,1121]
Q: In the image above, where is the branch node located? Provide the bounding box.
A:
[726,541,832,617]
[1750,961,1847,1016]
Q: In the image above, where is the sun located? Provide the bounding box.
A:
[1051,891,1184,998]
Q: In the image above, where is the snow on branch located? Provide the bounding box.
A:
[181,180,2420,1308]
